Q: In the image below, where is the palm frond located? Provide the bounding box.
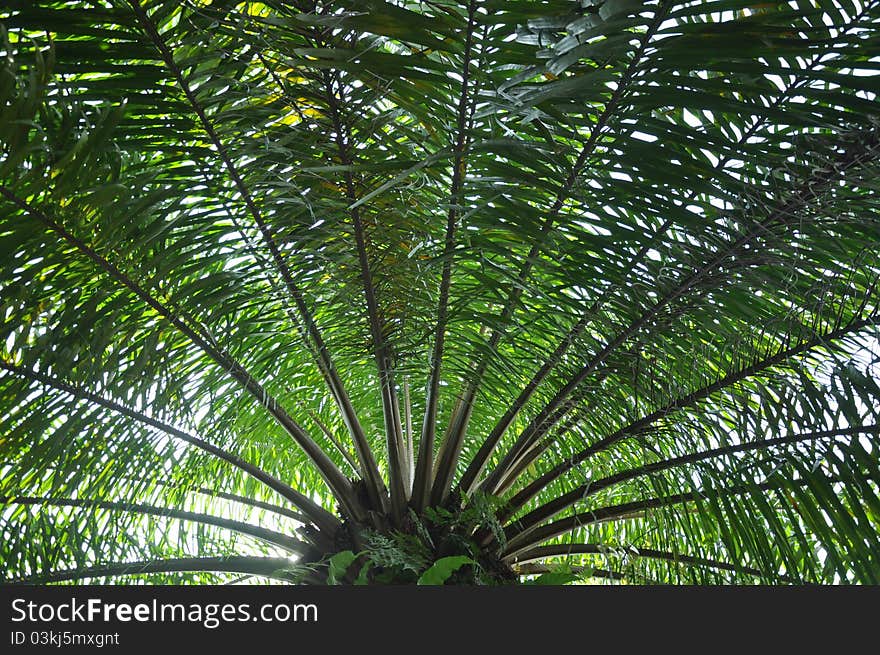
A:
[2,0,879,585]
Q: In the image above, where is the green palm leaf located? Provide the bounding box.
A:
[1,0,879,585]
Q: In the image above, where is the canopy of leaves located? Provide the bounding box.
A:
[1,0,879,585]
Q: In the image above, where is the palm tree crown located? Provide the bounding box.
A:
[1,0,879,584]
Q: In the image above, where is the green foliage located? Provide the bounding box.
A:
[1,0,880,586]
[521,564,589,586]
[361,531,432,582]
[327,551,358,585]
[417,556,475,586]
[318,498,511,584]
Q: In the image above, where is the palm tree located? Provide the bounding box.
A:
[1,0,879,586]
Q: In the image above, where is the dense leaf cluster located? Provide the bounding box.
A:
[1,0,879,584]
